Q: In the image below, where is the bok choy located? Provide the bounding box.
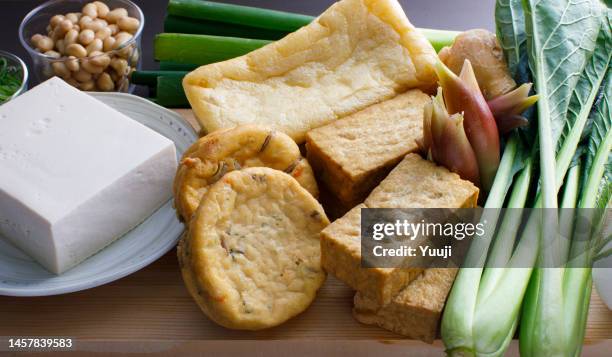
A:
[441,1,609,356]
[521,69,612,357]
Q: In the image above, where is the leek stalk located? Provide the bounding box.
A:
[165,0,458,51]
[154,33,271,65]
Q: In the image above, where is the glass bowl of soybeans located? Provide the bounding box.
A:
[19,0,143,92]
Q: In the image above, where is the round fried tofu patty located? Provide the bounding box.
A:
[173,125,318,223]
[178,167,329,330]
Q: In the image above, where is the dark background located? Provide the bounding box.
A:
[1,0,495,91]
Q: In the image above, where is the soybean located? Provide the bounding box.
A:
[96,72,114,91]
[108,24,118,35]
[79,80,95,91]
[65,12,80,24]
[78,15,93,27]
[78,29,95,45]
[65,56,80,72]
[93,2,110,18]
[83,18,105,32]
[82,3,98,19]
[110,57,128,75]
[117,17,139,33]
[50,15,65,27]
[36,36,55,52]
[30,34,43,45]
[64,29,79,45]
[66,43,87,58]
[82,59,104,74]
[106,8,128,24]
[52,61,71,79]
[113,32,132,49]
[74,69,92,82]
[95,27,111,40]
[55,39,65,54]
[102,36,115,52]
[89,52,111,68]
[44,50,61,59]
[58,19,73,34]
[86,38,103,54]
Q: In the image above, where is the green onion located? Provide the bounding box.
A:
[419,28,461,52]
[131,70,187,87]
[155,30,455,68]
[164,15,289,40]
[165,1,458,52]
[131,71,189,107]
[156,76,189,108]
[154,33,271,65]
[159,61,197,71]
[167,0,313,32]
[153,29,458,80]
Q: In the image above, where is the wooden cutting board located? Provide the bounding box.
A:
[0,109,609,351]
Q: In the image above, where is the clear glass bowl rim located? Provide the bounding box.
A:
[18,0,145,62]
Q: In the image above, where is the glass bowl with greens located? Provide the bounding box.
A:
[0,51,28,104]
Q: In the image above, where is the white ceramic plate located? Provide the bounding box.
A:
[0,92,196,296]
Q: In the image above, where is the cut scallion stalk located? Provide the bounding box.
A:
[156,76,189,108]
[131,70,187,87]
[159,61,198,71]
[165,1,458,52]
[154,33,271,65]
[164,15,289,40]
[167,0,313,33]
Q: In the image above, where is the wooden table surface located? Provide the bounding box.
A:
[0,109,610,353]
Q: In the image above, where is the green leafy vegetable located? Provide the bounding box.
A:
[521,67,612,357]
[557,13,612,184]
[495,0,527,79]
[523,0,601,206]
[517,4,602,349]
[581,72,612,208]
[0,58,22,103]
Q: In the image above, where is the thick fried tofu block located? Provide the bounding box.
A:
[365,154,480,209]
[320,204,423,307]
[183,0,438,143]
[320,154,478,305]
[353,268,458,343]
[305,90,430,207]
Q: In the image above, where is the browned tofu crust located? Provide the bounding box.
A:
[306,90,430,207]
[320,154,478,305]
[353,268,458,343]
[365,154,480,209]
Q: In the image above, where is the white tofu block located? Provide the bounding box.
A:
[0,77,178,274]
